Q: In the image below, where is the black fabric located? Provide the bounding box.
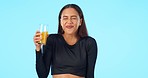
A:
[36,34,97,78]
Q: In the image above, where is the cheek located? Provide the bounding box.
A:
[60,21,65,29]
[76,20,81,27]
[61,20,67,26]
[60,21,65,30]
[60,20,63,26]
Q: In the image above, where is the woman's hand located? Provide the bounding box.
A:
[33,30,42,51]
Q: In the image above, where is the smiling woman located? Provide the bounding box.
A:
[60,8,81,38]
[33,4,98,78]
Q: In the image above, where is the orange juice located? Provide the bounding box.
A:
[41,31,48,45]
[38,24,48,45]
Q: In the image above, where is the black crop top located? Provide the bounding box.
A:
[36,34,97,78]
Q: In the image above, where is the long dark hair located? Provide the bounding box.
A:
[58,4,88,37]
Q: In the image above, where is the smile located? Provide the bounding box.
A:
[66,26,74,29]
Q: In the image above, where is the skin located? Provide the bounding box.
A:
[60,8,82,46]
[33,8,84,78]
[53,74,84,78]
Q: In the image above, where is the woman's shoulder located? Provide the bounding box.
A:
[82,36,97,52]
[48,34,61,38]
[82,36,96,42]
[47,34,61,41]
[81,36,97,46]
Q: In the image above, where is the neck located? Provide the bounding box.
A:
[63,33,76,39]
[62,33,79,45]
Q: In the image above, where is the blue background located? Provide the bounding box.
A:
[0,0,147,78]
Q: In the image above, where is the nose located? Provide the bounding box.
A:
[67,18,73,24]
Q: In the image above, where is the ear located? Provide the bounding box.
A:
[79,18,82,26]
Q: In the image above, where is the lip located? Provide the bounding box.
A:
[66,25,74,29]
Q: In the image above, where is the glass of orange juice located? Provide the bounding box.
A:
[39,24,48,45]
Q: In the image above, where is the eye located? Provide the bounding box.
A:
[62,17,68,20]
[72,17,77,19]
[71,17,77,20]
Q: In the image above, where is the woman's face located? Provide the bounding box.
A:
[60,8,82,35]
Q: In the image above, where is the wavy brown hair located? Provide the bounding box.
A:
[58,4,88,37]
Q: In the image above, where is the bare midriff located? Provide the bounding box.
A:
[53,74,85,78]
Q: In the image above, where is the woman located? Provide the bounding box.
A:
[33,4,97,78]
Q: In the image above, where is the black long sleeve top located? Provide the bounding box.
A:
[36,34,97,78]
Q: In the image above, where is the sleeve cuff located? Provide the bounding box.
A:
[36,49,41,53]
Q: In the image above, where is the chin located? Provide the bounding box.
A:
[65,33,74,35]
[64,31,75,35]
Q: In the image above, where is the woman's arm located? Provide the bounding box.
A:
[86,37,98,78]
[36,35,53,78]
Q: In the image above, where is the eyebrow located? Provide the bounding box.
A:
[62,15,77,18]
[71,15,77,18]
[62,16,68,18]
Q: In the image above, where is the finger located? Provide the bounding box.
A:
[35,32,41,35]
[34,39,40,42]
[35,43,41,46]
[35,30,41,35]
[34,40,41,44]
[36,31,41,34]
[34,36,41,39]
[34,36,42,40]
[36,30,40,33]
[33,37,41,44]
[35,34,41,38]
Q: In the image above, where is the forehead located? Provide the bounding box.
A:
[61,8,79,16]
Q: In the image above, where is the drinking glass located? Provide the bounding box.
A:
[39,24,48,45]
